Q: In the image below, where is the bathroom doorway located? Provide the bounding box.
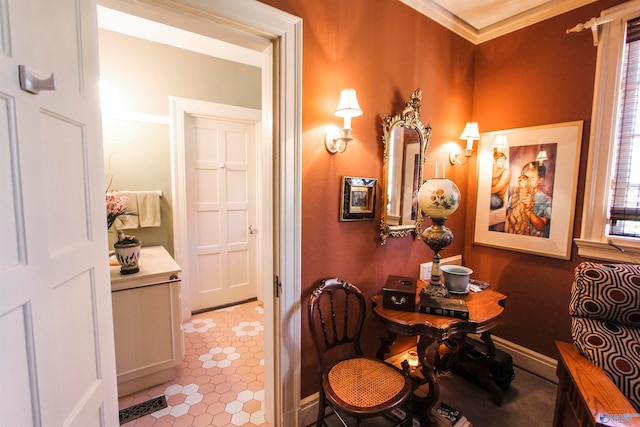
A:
[97,1,302,425]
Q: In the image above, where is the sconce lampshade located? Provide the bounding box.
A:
[459,122,480,140]
[334,88,363,121]
[417,178,460,219]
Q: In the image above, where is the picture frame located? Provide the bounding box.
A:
[340,176,377,221]
[473,121,583,259]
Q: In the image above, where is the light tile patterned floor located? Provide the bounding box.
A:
[118,301,267,427]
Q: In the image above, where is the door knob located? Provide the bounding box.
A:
[249,225,257,235]
[19,65,57,94]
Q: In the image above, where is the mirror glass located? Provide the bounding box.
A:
[380,89,431,244]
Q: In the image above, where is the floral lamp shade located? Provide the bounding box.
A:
[417,178,460,219]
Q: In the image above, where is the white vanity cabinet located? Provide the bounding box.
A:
[110,246,183,397]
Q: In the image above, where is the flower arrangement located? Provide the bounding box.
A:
[106,192,137,231]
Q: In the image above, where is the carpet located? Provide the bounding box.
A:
[118,396,167,425]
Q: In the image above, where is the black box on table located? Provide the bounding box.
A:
[382,275,418,312]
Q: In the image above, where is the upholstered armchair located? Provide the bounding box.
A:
[554,262,640,427]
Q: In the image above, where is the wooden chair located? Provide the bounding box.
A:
[308,278,413,427]
[553,262,640,427]
[554,341,640,427]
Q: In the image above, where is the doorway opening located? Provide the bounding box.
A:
[97,1,302,425]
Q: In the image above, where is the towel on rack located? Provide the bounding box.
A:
[117,191,140,229]
[137,190,161,227]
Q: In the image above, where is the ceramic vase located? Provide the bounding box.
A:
[113,241,141,274]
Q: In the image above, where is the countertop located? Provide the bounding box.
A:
[110,245,181,292]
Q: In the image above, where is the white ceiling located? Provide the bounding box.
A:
[432,0,553,30]
[402,0,597,44]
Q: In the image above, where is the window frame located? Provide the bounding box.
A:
[575,0,640,262]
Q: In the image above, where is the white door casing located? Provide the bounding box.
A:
[99,1,302,425]
[184,113,260,311]
[0,0,118,426]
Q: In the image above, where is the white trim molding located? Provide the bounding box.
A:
[489,335,557,383]
[401,0,597,44]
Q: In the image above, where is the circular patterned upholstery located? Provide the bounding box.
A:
[569,262,640,411]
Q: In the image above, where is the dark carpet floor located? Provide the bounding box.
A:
[323,366,557,426]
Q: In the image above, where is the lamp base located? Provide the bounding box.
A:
[421,217,454,287]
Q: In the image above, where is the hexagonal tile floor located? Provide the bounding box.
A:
[118,301,267,427]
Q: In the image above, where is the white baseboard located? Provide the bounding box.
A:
[297,336,558,425]
[299,393,321,427]
[489,335,558,383]
[431,334,558,383]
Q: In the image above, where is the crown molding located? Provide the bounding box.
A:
[400,0,598,44]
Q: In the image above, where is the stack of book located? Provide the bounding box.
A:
[389,401,471,427]
[432,401,471,427]
[419,295,469,319]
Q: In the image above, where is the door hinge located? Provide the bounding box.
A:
[274,275,282,298]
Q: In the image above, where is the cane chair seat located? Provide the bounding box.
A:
[326,357,409,410]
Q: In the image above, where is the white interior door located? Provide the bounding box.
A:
[185,114,259,311]
[0,0,118,426]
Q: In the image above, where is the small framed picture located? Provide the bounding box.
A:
[340,176,377,221]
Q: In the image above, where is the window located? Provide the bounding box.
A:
[576,1,640,261]
[609,17,640,238]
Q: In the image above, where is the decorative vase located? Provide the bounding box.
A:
[113,230,141,275]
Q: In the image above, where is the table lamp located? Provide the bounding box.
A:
[417,175,460,288]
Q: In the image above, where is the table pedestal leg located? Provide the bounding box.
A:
[376,331,397,361]
[479,331,503,405]
[413,336,440,427]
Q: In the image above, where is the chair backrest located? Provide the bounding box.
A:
[568,262,640,410]
[308,278,366,372]
[570,262,640,327]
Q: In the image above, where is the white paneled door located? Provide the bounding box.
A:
[0,0,118,426]
[185,115,258,311]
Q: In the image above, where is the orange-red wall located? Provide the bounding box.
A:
[258,0,627,400]
[468,0,625,356]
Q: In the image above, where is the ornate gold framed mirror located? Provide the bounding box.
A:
[380,88,431,244]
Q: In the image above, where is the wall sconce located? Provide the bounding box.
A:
[450,122,479,165]
[325,88,362,154]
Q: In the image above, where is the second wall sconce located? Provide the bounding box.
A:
[450,122,480,165]
[325,88,362,154]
